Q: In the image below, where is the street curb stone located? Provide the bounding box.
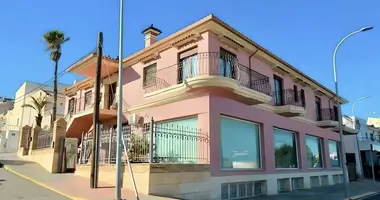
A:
[3,165,86,200]
[345,192,378,200]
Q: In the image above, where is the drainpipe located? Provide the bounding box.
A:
[248,48,259,88]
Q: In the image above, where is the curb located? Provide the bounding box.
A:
[344,192,378,200]
[3,165,87,200]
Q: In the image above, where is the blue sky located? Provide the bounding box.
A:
[1,0,379,119]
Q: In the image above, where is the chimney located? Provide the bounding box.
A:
[142,24,162,48]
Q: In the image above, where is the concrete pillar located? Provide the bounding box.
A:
[28,126,42,155]
[17,125,31,156]
[51,118,67,173]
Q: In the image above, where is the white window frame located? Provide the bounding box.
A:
[220,115,262,170]
[305,134,324,169]
[328,140,341,168]
[273,127,299,170]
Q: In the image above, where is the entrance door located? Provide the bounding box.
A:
[273,76,283,106]
[108,83,117,109]
[346,153,358,182]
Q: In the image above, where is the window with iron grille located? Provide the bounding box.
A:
[221,181,264,199]
[84,91,92,106]
[291,177,304,190]
[310,176,320,187]
[321,175,329,186]
[68,98,76,113]
[277,178,290,192]
[143,63,157,87]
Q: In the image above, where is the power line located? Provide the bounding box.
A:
[11,47,97,105]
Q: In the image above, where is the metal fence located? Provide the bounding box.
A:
[78,119,210,164]
[36,130,53,149]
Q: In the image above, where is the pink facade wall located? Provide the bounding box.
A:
[121,32,210,109]
[64,30,343,176]
[64,88,94,115]
[209,95,340,176]
[206,31,337,122]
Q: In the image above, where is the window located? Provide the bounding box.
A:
[273,128,298,168]
[328,140,341,168]
[178,48,198,83]
[306,135,323,168]
[300,89,306,107]
[220,116,261,169]
[315,96,322,121]
[293,85,298,102]
[220,48,237,78]
[221,181,263,199]
[68,98,76,113]
[143,63,157,87]
[273,76,283,106]
[84,91,92,106]
[332,105,338,121]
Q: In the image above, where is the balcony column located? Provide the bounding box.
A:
[323,138,331,169]
[297,132,308,171]
[101,84,109,109]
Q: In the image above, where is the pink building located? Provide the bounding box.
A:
[63,14,358,199]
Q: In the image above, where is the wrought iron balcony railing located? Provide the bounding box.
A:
[272,89,305,107]
[143,52,271,96]
[317,108,338,121]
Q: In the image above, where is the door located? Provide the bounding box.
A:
[315,97,322,120]
[333,106,338,121]
[273,76,283,106]
[219,48,237,78]
[108,83,117,109]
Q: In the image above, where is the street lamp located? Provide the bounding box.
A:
[333,26,373,198]
[351,95,370,179]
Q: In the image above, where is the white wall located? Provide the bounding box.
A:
[6,81,70,128]
[342,116,362,177]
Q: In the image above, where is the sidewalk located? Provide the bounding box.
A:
[1,153,379,200]
[0,153,175,200]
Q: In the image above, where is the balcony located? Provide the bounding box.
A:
[316,108,358,135]
[65,91,117,137]
[144,52,272,105]
[271,89,306,117]
[316,108,338,128]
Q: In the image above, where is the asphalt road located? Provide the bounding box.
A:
[0,168,70,200]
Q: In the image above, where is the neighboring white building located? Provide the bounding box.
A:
[0,97,14,125]
[5,81,70,129]
[342,115,362,178]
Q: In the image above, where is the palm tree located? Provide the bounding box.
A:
[22,93,48,127]
[43,29,70,124]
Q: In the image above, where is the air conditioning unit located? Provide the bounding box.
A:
[128,114,139,125]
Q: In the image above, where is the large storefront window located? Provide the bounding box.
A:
[328,140,341,168]
[306,135,323,168]
[220,116,261,169]
[273,128,298,168]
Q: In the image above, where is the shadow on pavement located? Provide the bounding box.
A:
[0,159,33,166]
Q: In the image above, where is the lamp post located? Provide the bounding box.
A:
[333,26,373,198]
[351,95,370,179]
[116,0,124,199]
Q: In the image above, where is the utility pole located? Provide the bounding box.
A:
[90,32,103,189]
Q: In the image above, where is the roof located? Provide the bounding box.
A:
[66,53,118,73]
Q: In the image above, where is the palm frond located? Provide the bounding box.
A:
[21,104,37,111]
[43,29,69,51]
